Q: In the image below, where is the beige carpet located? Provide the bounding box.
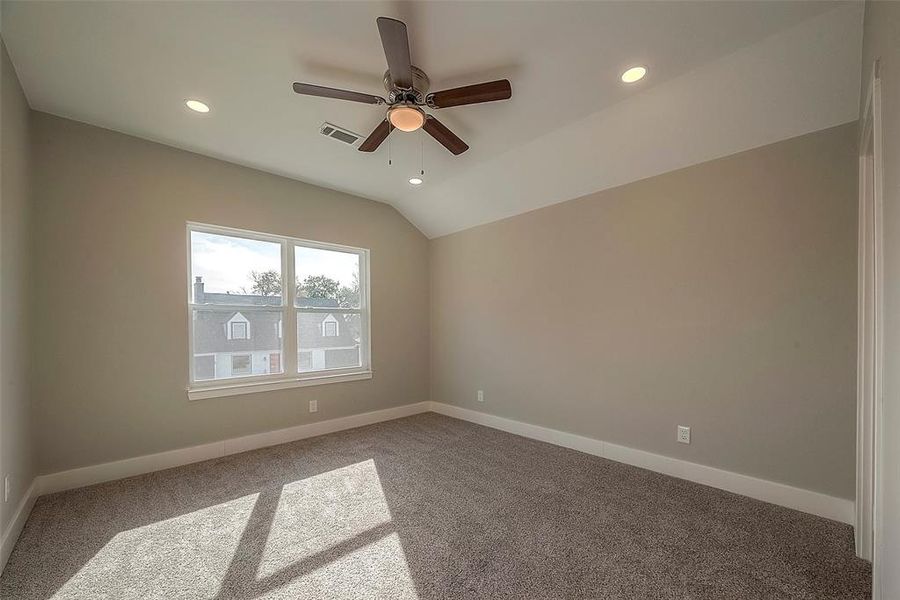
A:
[0,413,870,599]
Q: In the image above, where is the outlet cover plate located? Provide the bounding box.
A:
[677,425,691,444]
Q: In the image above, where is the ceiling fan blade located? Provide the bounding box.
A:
[358,119,392,152]
[376,17,413,89]
[427,79,512,109]
[423,116,469,155]
[292,82,384,105]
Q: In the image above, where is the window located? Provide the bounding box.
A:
[188,223,370,399]
[295,245,363,373]
[231,321,248,339]
[227,314,250,340]
[322,316,338,337]
[231,354,252,375]
[195,355,216,380]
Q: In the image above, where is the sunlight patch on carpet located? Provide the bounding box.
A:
[51,493,260,599]
[258,459,393,578]
[261,532,419,600]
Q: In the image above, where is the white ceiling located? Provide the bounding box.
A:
[2,1,862,238]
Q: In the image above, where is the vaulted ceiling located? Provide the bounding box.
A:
[2,1,863,237]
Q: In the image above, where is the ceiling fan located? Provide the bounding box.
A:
[292,16,512,156]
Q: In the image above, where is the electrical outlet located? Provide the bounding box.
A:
[4,475,9,503]
[477,390,484,402]
[677,426,691,444]
[309,400,318,413]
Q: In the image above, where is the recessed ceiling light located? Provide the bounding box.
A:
[409,177,423,186]
[620,66,647,84]
[185,99,210,113]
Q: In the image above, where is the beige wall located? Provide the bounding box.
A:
[431,122,858,499]
[8,53,865,507]
[30,113,429,474]
[0,41,36,536]
[860,1,900,595]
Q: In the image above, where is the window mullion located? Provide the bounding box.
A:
[359,249,371,371]
[283,241,298,376]
[189,303,281,312]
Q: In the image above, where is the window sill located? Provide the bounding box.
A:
[187,370,373,401]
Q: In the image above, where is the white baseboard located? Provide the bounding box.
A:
[1,478,38,574]
[428,402,855,524]
[222,401,428,455]
[37,401,431,496]
[1,402,429,573]
[2,399,852,573]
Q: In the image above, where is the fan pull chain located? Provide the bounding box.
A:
[420,134,425,177]
[388,125,392,166]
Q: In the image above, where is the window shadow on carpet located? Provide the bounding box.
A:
[210,460,418,599]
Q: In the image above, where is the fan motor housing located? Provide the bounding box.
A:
[384,66,429,104]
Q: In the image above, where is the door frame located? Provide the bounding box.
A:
[855,58,883,586]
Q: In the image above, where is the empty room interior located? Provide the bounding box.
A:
[0,1,898,599]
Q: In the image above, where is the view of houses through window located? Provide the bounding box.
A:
[189,225,368,385]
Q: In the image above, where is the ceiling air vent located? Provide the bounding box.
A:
[320,122,363,146]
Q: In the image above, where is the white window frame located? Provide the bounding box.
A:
[186,222,372,400]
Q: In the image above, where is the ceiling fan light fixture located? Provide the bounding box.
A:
[388,105,425,132]
[293,17,510,155]
[409,177,423,185]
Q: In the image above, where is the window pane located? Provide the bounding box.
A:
[295,246,360,309]
[297,312,361,372]
[191,231,282,306]
[192,308,283,380]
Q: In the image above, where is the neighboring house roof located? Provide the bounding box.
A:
[193,309,281,354]
[192,278,359,354]
[297,312,359,350]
